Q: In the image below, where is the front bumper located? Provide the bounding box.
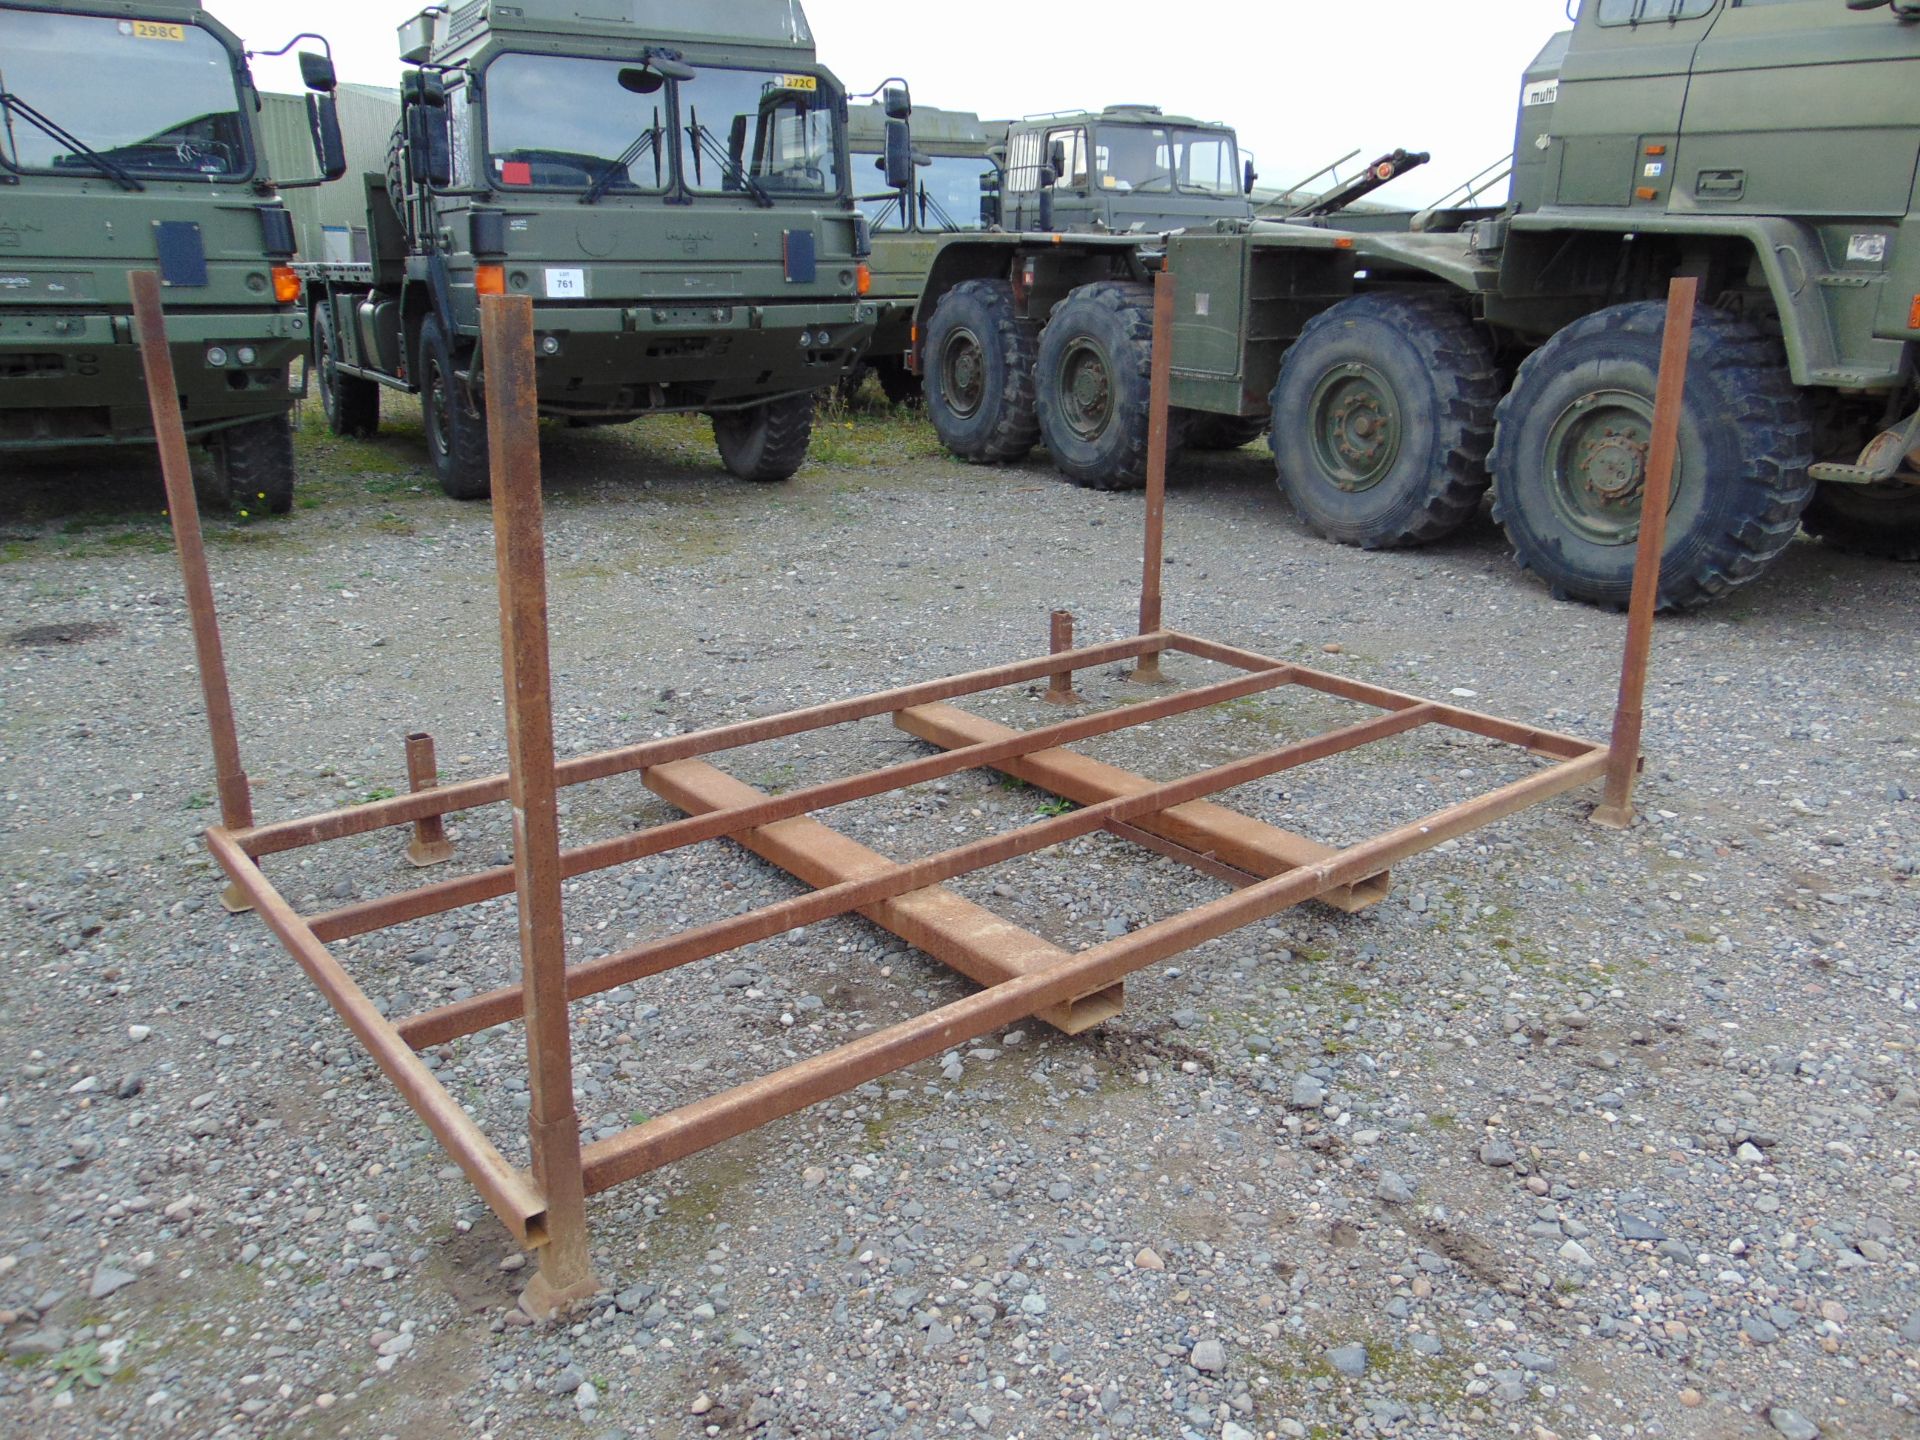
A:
[0,309,306,448]
[503,300,878,412]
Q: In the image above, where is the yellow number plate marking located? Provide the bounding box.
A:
[773,74,818,92]
[129,20,186,41]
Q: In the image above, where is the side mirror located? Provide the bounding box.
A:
[408,103,452,188]
[883,85,911,122]
[883,118,913,190]
[307,92,347,180]
[1243,158,1258,195]
[1048,140,1068,182]
[298,51,337,93]
[403,69,448,108]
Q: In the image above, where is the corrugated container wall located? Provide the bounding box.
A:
[259,85,403,262]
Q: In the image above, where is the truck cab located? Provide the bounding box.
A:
[1500,0,1920,382]
[849,100,1000,400]
[999,106,1253,235]
[0,0,340,511]
[302,0,879,497]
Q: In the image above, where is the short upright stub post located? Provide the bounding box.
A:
[403,732,457,867]
[1131,271,1177,686]
[1044,610,1082,706]
[129,269,256,913]
[1592,276,1696,831]
[480,294,598,1317]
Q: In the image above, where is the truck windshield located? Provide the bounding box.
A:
[1093,125,1239,197]
[484,54,671,192]
[679,66,838,198]
[854,152,996,232]
[0,10,248,179]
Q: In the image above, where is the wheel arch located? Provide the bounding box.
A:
[914,238,1153,369]
[1497,215,1859,387]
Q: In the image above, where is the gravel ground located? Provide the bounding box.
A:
[1,395,1916,1440]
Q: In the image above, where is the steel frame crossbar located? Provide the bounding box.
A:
[136,267,1693,1315]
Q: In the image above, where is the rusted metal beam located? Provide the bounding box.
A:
[1045,611,1082,706]
[394,703,1439,1052]
[1133,272,1176,685]
[132,269,255,910]
[236,631,1175,858]
[404,732,457,867]
[479,294,595,1316]
[896,701,1390,913]
[1105,822,1263,890]
[579,745,1611,1193]
[644,761,1123,1034]
[205,829,548,1243]
[305,660,1296,943]
[1165,632,1601,761]
[1593,277,1694,830]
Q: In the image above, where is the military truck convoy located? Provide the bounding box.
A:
[914,0,1920,607]
[7,0,1915,609]
[0,0,342,512]
[294,0,891,498]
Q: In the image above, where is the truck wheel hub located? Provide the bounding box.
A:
[1309,364,1401,492]
[1580,430,1647,502]
[941,328,986,420]
[1546,390,1673,546]
[1059,340,1113,441]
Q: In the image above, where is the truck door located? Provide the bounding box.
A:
[1678,0,1920,219]
[1554,0,1720,208]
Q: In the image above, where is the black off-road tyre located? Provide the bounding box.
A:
[1182,411,1269,451]
[1800,479,1920,561]
[1491,302,1815,610]
[1268,291,1498,547]
[419,318,490,500]
[214,414,295,515]
[713,394,813,482]
[1035,281,1161,490]
[314,301,380,438]
[924,279,1039,464]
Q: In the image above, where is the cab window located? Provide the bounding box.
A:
[1046,127,1088,188]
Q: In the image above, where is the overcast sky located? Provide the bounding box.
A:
[226,0,1575,205]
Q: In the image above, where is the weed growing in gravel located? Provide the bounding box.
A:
[47,1341,108,1394]
[1037,797,1077,818]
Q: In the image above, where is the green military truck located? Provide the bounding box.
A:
[296,0,892,499]
[912,104,1274,482]
[848,98,1001,403]
[919,0,1920,608]
[0,0,343,512]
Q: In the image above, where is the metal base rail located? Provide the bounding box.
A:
[136,267,1690,1315]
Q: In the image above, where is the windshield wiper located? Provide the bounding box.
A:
[580,111,663,206]
[921,185,963,233]
[856,192,903,229]
[687,108,772,208]
[0,91,144,192]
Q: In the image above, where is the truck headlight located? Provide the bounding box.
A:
[235,345,259,366]
[205,346,229,368]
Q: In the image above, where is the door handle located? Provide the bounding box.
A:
[1695,169,1745,200]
